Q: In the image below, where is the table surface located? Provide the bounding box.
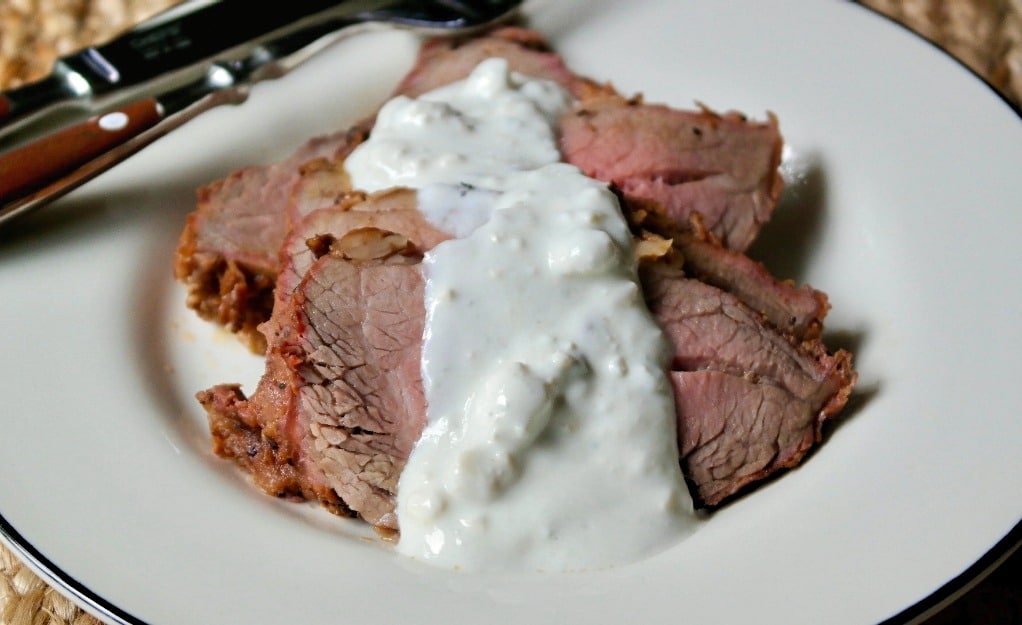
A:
[0,1,1020,624]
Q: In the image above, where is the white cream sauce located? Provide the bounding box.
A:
[345,58,698,571]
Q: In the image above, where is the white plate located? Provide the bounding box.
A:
[2,1,1021,624]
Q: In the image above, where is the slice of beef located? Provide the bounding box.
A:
[674,230,829,341]
[671,370,824,506]
[174,126,368,353]
[200,192,448,528]
[261,188,448,344]
[189,28,846,523]
[624,209,828,342]
[297,251,426,529]
[560,96,784,252]
[641,263,855,505]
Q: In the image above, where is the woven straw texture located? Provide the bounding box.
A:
[1,1,1020,624]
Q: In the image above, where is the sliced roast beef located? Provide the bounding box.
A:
[559,96,784,252]
[641,263,855,505]
[174,127,368,352]
[624,208,828,342]
[200,192,447,528]
[176,28,786,350]
[189,27,854,527]
[200,187,854,525]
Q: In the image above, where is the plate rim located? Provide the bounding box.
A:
[0,515,145,625]
[879,522,1022,625]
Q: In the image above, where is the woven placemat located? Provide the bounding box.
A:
[1,2,1020,624]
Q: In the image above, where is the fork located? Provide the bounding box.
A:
[0,0,522,227]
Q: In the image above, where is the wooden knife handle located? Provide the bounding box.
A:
[0,98,163,201]
[0,95,10,126]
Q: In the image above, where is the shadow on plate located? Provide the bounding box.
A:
[129,216,211,451]
[755,155,879,444]
[131,229,386,541]
[705,153,879,511]
[746,153,827,284]
[0,182,197,257]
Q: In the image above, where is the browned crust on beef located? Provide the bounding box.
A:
[173,243,277,354]
[197,359,352,517]
[199,382,306,500]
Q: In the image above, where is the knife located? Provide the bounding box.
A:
[0,0,516,137]
[0,0,522,226]
[0,0,335,136]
